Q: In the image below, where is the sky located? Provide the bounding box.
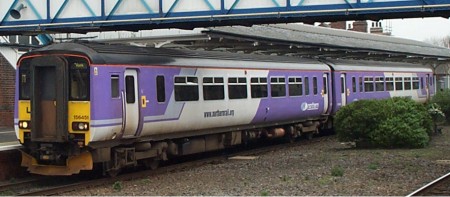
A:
[388,17,450,42]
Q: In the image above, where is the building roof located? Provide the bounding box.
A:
[94,23,450,64]
[203,24,450,63]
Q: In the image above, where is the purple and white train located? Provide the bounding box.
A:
[14,42,434,175]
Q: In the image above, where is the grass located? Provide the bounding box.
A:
[113,181,123,192]
[331,166,344,177]
[260,190,269,196]
[368,162,379,170]
[280,175,291,182]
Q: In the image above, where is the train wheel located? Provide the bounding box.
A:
[143,159,160,170]
[285,126,297,143]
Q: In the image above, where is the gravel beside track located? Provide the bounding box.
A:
[65,128,450,196]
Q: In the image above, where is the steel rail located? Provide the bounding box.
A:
[407,171,450,196]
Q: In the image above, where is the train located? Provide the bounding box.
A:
[14,42,435,176]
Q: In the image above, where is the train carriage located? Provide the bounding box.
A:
[324,59,434,114]
[14,42,435,176]
[15,42,333,175]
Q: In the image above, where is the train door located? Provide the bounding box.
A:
[30,57,68,142]
[123,69,139,137]
[340,73,347,106]
[322,73,329,114]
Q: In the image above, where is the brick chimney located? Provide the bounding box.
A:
[351,21,368,33]
[330,21,346,30]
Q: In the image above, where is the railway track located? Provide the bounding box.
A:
[12,135,333,196]
[0,177,44,195]
[407,172,450,196]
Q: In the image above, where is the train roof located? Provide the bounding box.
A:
[325,59,432,73]
[22,42,432,72]
[25,42,320,64]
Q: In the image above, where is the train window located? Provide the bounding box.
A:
[430,76,433,86]
[352,77,356,92]
[251,77,268,98]
[203,77,224,100]
[288,77,303,96]
[271,77,286,97]
[19,62,31,100]
[341,78,345,94]
[395,77,403,90]
[313,77,318,95]
[412,77,420,90]
[359,77,363,92]
[156,76,166,102]
[69,59,90,101]
[386,77,394,91]
[421,77,424,89]
[111,75,119,98]
[364,77,374,92]
[228,77,247,99]
[125,76,135,103]
[174,76,199,101]
[323,77,327,94]
[375,77,384,91]
[404,77,412,90]
[304,77,310,95]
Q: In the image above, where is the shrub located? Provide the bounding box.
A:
[335,97,432,148]
[430,89,450,122]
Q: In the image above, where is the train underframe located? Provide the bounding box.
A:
[98,116,331,176]
[21,117,331,176]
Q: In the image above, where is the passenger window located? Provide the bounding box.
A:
[375,77,384,91]
[125,76,135,103]
[352,77,356,93]
[156,76,166,102]
[404,77,412,90]
[395,77,403,90]
[313,77,318,95]
[288,77,303,96]
[359,77,363,92]
[412,77,419,90]
[251,77,268,98]
[364,77,374,92]
[323,76,327,94]
[228,77,247,99]
[304,77,310,95]
[111,75,119,98]
[174,76,199,101]
[203,77,224,100]
[386,77,394,91]
[271,77,286,97]
[420,77,424,89]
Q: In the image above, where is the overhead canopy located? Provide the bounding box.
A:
[95,23,450,64]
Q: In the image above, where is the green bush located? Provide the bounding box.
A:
[335,97,432,148]
[431,89,450,122]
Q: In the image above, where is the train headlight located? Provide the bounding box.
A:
[72,122,89,131]
[19,121,30,129]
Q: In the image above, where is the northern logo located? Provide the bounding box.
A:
[301,102,320,111]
